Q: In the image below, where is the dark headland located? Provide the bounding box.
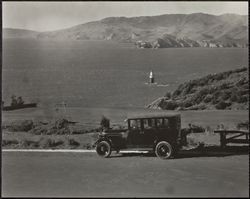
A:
[147,67,249,110]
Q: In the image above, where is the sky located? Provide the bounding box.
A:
[3,1,249,32]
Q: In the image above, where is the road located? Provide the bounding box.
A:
[2,151,249,197]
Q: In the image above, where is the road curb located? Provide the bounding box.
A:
[2,149,149,153]
[2,149,96,153]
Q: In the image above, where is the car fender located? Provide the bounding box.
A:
[153,137,173,149]
[93,138,113,148]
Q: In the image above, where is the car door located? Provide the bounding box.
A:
[142,118,157,147]
[127,119,144,147]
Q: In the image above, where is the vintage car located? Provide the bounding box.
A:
[94,112,182,159]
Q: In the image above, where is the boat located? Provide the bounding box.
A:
[2,95,37,111]
[3,103,37,111]
[149,70,155,83]
[145,70,157,85]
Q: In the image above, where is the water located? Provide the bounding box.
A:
[2,38,248,109]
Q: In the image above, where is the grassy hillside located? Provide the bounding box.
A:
[147,67,249,110]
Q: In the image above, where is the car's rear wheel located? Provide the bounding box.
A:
[155,141,173,159]
[96,141,111,158]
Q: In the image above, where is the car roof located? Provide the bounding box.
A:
[126,111,180,120]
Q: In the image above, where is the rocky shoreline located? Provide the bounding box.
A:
[135,34,247,49]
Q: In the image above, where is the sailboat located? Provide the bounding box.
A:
[145,70,157,85]
[145,70,169,87]
[149,70,155,83]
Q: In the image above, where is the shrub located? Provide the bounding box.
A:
[207,86,217,94]
[183,84,194,95]
[213,73,224,81]
[20,140,39,148]
[215,101,231,110]
[55,118,70,129]
[40,138,64,148]
[230,93,240,102]
[203,94,213,103]
[212,97,219,105]
[191,94,203,104]
[198,87,210,96]
[239,89,249,96]
[237,95,248,103]
[236,121,249,130]
[181,100,193,108]
[8,120,34,132]
[190,124,206,133]
[210,90,222,104]
[2,139,19,146]
[220,91,231,101]
[164,92,172,99]
[219,82,231,90]
[68,138,80,147]
[83,143,93,149]
[162,100,179,110]
[234,67,247,73]
[29,120,71,135]
[236,77,248,86]
[242,84,249,90]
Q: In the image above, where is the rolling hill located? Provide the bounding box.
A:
[3,28,39,39]
[3,13,248,47]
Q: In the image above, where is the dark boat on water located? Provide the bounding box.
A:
[3,103,37,111]
[2,95,37,111]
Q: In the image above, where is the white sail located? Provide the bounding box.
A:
[149,70,155,83]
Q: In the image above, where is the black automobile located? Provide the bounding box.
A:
[94,112,182,159]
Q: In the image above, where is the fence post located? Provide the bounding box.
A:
[220,132,226,148]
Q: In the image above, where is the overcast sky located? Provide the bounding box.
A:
[3,1,248,32]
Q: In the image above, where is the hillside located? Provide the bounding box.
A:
[3,13,248,47]
[3,28,39,39]
[147,67,249,110]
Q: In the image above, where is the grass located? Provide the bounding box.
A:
[2,107,248,149]
[2,130,98,149]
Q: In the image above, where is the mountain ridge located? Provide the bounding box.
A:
[3,13,248,47]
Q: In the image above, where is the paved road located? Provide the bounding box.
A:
[2,151,249,197]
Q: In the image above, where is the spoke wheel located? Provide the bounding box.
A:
[155,141,173,159]
[96,141,111,158]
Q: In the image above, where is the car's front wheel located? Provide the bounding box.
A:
[155,141,173,159]
[96,141,111,158]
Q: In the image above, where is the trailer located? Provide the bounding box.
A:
[214,130,249,148]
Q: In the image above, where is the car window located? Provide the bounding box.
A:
[162,118,169,127]
[129,117,173,129]
[155,118,170,128]
[143,119,154,129]
[130,119,142,130]
[155,118,162,127]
